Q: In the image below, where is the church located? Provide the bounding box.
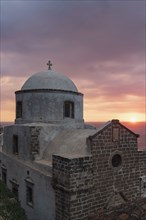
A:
[0,62,146,220]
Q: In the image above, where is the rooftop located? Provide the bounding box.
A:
[21,70,78,92]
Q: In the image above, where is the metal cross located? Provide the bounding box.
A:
[47,60,53,70]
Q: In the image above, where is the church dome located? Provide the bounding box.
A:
[21,70,78,92]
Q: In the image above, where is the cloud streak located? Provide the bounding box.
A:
[1,0,145,122]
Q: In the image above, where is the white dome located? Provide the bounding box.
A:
[21,70,78,92]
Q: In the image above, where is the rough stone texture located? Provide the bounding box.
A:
[52,120,146,220]
[89,120,146,215]
[3,125,43,160]
[93,198,146,220]
[30,127,40,154]
[1,118,145,220]
[1,68,146,220]
[52,155,93,220]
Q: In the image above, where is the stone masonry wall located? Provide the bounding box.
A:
[30,127,40,154]
[52,155,93,220]
[52,120,146,220]
[89,120,146,215]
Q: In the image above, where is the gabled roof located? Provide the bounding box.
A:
[89,119,139,140]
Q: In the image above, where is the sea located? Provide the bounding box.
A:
[1,121,146,150]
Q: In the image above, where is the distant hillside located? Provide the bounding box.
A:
[0,181,27,220]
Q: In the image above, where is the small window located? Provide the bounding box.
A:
[64,101,74,118]
[16,101,22,118]
[143,182,146,189]
[25,179,34,208]
[1,167,7,184]
[12,184,19,198]
[112,127,120,142]
[13,135,18,154]
[112,154,122,167]
[27,186,33,204]
[10,180,19,198]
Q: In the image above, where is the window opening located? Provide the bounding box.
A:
[25,178,34,207]
[1,167,7,184]
[64,101,74,118]
[12,185,19,198]
[27,186,33,204]
[13,135,18,154]
[112,154,122,167]
[10,180,19,198]
[16,101,22,118]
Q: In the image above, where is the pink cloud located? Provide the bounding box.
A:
[1,1,145,122]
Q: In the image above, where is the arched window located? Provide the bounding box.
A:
[112,154,122,167]
[64,101,74,118]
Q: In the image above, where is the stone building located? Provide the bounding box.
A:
[0,63,146,220]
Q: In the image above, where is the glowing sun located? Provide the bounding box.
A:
[130,117,137,123]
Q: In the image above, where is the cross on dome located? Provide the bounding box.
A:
[47,60,53,70]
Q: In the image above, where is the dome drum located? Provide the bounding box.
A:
[15,69,84,128]
[15,89,84,127]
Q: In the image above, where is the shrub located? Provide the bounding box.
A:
[0,181,27,220]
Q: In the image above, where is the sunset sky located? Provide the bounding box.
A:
[1,0,145,123]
